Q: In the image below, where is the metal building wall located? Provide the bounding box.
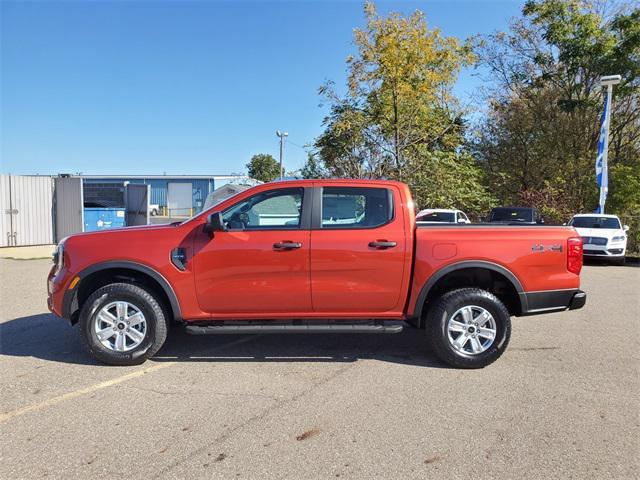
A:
[146,179,167,206]
[11,175,55,246]
[0,175,54,246]
[0,175,11,246]
[82,177,217,210]
[125,184,150,226]
[191,179,211,211]
[54,177,84,242]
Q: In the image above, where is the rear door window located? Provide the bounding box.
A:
[321,187,392,229]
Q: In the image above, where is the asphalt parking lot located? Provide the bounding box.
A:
[0,258,638,479]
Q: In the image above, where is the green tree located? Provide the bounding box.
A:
[472,0,640,225]
[314,1,494,215]
[246,154,281,182]
[300,153,328,179]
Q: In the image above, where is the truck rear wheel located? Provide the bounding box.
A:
[79,283,169,366]
[425,288,511,369]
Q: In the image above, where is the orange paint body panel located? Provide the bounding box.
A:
[47,179,583,323]
[406,226,581,317]
[308,181,412,316]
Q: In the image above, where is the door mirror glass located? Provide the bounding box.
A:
[204,211,226,233]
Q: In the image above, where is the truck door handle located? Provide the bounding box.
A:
[273,241,302,250]
[369,240,397,249]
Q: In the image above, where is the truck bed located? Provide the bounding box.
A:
[407,224,582,318]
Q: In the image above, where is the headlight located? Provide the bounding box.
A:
[53,241,65,270]
[611,236,626,243]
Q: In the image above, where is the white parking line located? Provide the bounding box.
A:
[0,334,260,423]
[0,362,175,423]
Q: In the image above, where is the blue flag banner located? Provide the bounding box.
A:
[595,95,608,214]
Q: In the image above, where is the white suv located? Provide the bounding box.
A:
[568,214,629,265]
[416,209,471,224]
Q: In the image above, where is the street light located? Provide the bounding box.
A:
[596,74,621,214]
[276,130,288,180]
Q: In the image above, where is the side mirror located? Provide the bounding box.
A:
[457,218,466,223]
[624,225,629,232]
[204,211,226,233]
[537,218,545,224]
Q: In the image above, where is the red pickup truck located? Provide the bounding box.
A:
[48,179,586,368]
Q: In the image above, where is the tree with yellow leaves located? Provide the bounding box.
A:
[311,2,494,215]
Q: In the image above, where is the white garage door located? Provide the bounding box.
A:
[167,183,193,217]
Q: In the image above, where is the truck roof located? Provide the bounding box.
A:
[572,213,619,219]
[268,178,407,187]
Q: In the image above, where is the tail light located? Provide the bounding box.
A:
[567,236,583,275]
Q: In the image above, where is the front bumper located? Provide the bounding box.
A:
[583,243,626,257]
[47,264,74,320]
[520,289,586,316]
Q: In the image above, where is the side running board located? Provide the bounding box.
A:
[185,320,405,335]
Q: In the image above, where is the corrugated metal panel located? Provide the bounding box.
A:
[126,184,149,226]
[55,177,84,242]
[0,175,12,246]
[192,179,210,211]
[147,180,167,206]
[0,175,54,246]
[9,175,55,246]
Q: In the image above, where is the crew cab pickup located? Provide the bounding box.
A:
[48,180,586,368]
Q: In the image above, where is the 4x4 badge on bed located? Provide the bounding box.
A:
[532,244,563,252]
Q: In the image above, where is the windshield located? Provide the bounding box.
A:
[569,216,621,229]
[490,208,534,222]
[417,212,455,222]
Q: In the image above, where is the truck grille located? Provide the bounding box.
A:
[582,236,607,246]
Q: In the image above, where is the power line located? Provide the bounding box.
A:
[287,139,310,151]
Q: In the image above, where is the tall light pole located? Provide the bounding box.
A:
[276,130,288,180]
[596,75,621,214]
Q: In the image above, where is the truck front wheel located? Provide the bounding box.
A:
[425,288,511,369]
[79,283,169,366]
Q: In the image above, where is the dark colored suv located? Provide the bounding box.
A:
[488,207,543,225]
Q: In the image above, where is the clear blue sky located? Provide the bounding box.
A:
[1,0,524,176]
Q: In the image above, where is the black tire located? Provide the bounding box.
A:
[425,288,511,369]
[79,283,169,366]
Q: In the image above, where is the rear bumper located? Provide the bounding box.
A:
[569,290,587,310]
[519,289,586,316]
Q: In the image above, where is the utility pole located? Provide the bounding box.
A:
[276,130,288,180]
[596,75,621,214]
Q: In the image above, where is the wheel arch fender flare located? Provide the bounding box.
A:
[62,261,182,323]
[411,260,526,323]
